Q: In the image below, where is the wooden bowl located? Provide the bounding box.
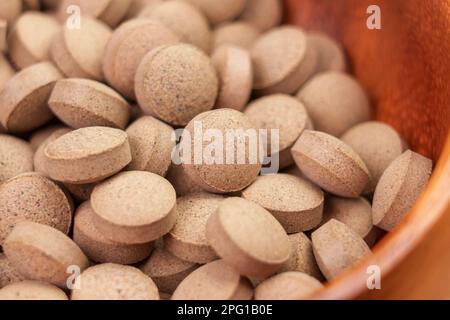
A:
[285,0,450,299]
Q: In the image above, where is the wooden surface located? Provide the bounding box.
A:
[285,0,450,299]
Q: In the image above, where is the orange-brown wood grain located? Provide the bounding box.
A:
[285,0,450,299]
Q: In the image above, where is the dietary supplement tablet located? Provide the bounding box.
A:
[308,31,346,73]
[135,44,218,126]
[240,0,282,31]
[0,54,15,91]
[213,22,260,50]
[372,150,432,231]
[165,163,204,197]
[242,174,324,233]
[0,281,68,300]
[0,253,24,289]
[185,0,246,25]
[312,219,371,280]
[34,127,71,175]
[164,193,223,263]
[0,62,62,133]
[206,197,290,278]
[90,171,177,244]
[291,130,371,198]
[171,260,253,300]
[0,134,34,184]
[3,221,89,287]
[43,126,132,184]
[71,263,160,300]
[255,272,323,300]
[0,173,73,245]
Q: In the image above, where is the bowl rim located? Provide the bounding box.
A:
[311,132,450,299]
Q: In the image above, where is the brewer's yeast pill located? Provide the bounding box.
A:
[0,281,68,300]
[140,247,199,294]
[126,116,175,176]
[279,233,322,280]
[341,121,407,194]
[90,171,177,244]
[103,18,179,100]
[255,272,323,300]
[240,0,282,31]
[171,260,253,300]
[308,31,346,73]
[164,193,223,263]
[212,45,253,111]
[251,26,317,95]
[8,12,60,69]
[185,0,246,25]
[0,134,34,184]
[49,78,131,129]
[0,173,73,245]
[0,62,62,133]
[291,130,371,198]
[43,126,132,184]
[51,16,112,81]
[322,196,373,238]
[34,127,72,175]
[213,22,260,50]
[135,44,218,126]
[3,221,89,287]
[244,94,309,168]
[297,72,371,137]
[74,201,154,264]
[372,150,432,231]
[141,1,211,53]
[181,109,262,194]
[165,163,204,197]
[0,253,24,289]
[242,174,324,233]
[126,0,163,18]
[312,219,371,280]
[29,125,67,150]
[71,263,160,300]
[206,197,290,278]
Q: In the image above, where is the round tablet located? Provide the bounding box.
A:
[74,201,154,264]
[59,0,132,28]
[212,45,253,111]
[341,121,407,194]
[322,196,373,238]
[126,116,175,176]
[244,94,309,169]
[34,127,72,175]
[43,126,132,184]
[29,124,67,150]
[242,174,324,233]
[63,181,98,203]
[0,281,68,300]
[50,16,112,81]
[251,26,317,95]
[312,219,371,280]
[0,62,62,133]
[255,271,323,300]
[297,72,371,137]
[140,247,199,294]
[291,130,371,198]
[135,44,218,126]
[206,197,290,278]
[49,78,131,129]
[141,1,211,53]
[71,263,159,300]
[372,150,432,231]
[0,134,34,184]
[166,163,204,197]
[171,260,253,300]
[165,193,223,263]
[0,0,22,24]
[185,0,246,25]
[90,171,177,244]
[308,31,346,73]
[0,54,15,91]
[213,22,260,50]
[279,233,323,280]
[0,173,73,245]
[8,12,60,69]
[240,0,282,31]
[181,109,262,194]
[103,18,179,100]
[0,253,24,289]
[3,221,89,288]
